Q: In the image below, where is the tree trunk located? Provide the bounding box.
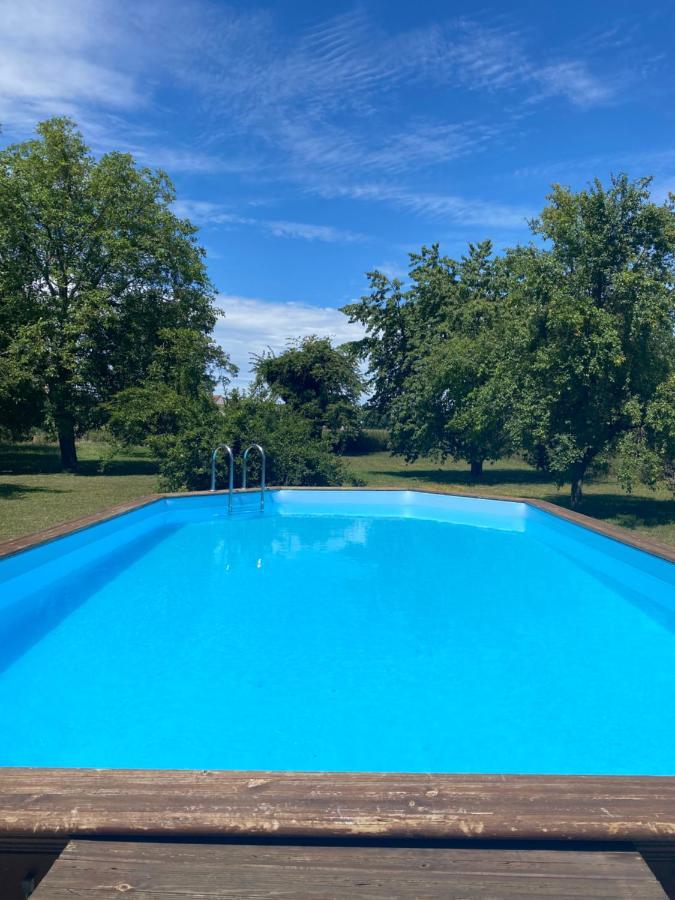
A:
[56,415,78,471]
[570,476,583,508]
[470,459,484,479]
[570,457,591,509]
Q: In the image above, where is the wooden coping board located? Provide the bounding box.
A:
[31,840,668,899]
[2,770,675,843]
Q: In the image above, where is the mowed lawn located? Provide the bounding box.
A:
[0,442,158,541]
[1,441,674,548]
[344,451,675,548]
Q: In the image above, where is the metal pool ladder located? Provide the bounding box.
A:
[210,444,234,512]
[242,444,266,511]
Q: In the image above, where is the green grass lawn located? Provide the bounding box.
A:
[1,441,674,548]
[344,451,675,548]
[0,442,158,541]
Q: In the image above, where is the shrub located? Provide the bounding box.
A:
[109,387,353,491]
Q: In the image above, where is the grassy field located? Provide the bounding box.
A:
[344,451,675,547]
[0,442,158,541]
[1,440,674,548]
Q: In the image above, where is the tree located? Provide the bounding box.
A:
[505,176,675,506]
[0,117,226,469]
[343,243,512,477]
[252,335,363,445]
[107,327,233,447]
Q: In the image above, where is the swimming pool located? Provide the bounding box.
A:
[1,489,673,775]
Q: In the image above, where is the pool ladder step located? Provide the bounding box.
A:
[210,444,266,512]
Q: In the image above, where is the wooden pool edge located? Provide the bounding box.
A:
[1,484,674,564]
[1,769,675,843]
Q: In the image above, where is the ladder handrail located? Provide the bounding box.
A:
[210,444,234,513]
[242,444,266,510]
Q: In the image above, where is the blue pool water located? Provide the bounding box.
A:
[1,489,674,774]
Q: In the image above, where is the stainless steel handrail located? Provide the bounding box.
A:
[210,444,234,512]
[242,443,266,510]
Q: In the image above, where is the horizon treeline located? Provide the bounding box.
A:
[1,119,673,505]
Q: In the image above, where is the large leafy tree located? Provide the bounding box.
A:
[343,242,512,477]
[505,176,675,505]
[0,117,227,469]
[252,335,363,444]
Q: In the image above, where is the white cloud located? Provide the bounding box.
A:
[0,0,141,129]
[532,61,613,108]
[124,145,247,175]
[260,219,366,243]
[214,295,366,388]
[173,200,367,243]
[511,150,675,194]
[372,260,409,281]
[416,19,612,108]
[315,182,534,229]
[0,0,634,237]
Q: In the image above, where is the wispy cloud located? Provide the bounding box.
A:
[532,62,613,108]
[168,8,617,186]
[125,145,247,175]
[261,220,366,242]
[0,0,141,129]
[173,200,367,244]
[0,0,660,238]
[313,182,534,229]
[416,19,613,108]
[215,294,365,386]
[512,148,675,184]
[371,260,409,281]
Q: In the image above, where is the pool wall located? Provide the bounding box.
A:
[2,485,674,565]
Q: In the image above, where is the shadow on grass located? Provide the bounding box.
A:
[0,444,157,477]
[0,483,67,498]
[546,492,675,532]
[89,457,158,477]
[371,466,553,487]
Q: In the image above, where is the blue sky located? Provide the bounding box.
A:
[1,0,674,384]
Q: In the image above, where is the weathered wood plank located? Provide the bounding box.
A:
[2,769,675,842]
[31,840,668,899]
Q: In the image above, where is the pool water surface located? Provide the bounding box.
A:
[0,490,673,774]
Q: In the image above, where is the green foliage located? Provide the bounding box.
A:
[252,335,363,447]
[0,117,229,469]
[614,374,675,493]
[344,176,675,505]
[108,353,350,490]
[0,354,45,439]
[503,176,675,504]
[343,242,512,476]
[150,394,351,492]
[106,318,234,452]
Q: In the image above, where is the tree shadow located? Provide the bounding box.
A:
[0,444,157,477]
[545,492,675,532]
[0,483,67,498]
[88,458,158,477]
[372,466,554,487]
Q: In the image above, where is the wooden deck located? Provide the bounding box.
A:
[30,840,668,899]
[1,770,674,895]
